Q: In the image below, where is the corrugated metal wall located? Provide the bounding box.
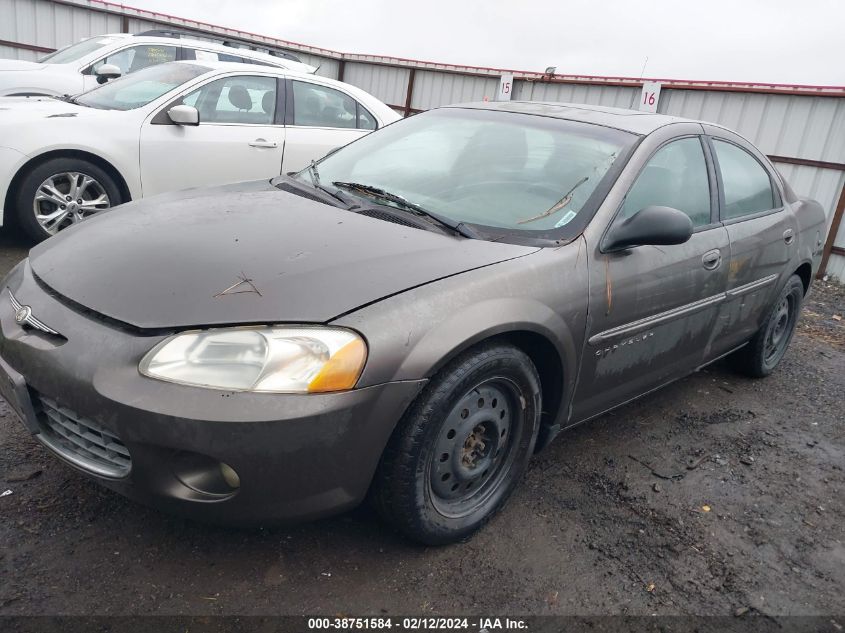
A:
[2,0,844,278]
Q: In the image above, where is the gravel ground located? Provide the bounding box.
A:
[0,230,843,617]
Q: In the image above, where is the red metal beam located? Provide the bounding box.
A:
[767,155,845,172]
[0,39,54,54]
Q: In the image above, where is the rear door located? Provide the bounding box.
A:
[281,79,377,172]
[139,73,285,196]
[572,125,730,422]
[703,125,797,353]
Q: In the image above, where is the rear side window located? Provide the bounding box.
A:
[89,44,176,75]
[183,75,277,125]
[712,140,776,219]
[292,81,362,129]
[187,49,248,64]
[620,137,712,227]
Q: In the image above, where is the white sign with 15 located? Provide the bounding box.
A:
[497,74,514,101]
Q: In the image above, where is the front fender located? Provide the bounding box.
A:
[333,242,590,429]
[395,296,576,390]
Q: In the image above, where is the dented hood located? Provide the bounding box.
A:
[29,180,537,329]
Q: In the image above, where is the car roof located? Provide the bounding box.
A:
[446,100,698,135]
[174,60,368,88]
[95,32,312,71]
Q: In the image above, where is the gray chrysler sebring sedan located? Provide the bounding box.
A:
[0,102,826,544]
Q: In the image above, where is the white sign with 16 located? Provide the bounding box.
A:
[639,81,661,113]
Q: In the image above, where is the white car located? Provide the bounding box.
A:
[0,30,317,98]
[0,60,401,241]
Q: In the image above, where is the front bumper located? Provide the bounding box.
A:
[0,260,425,524]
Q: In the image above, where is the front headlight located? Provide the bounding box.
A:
[139,326,367,393]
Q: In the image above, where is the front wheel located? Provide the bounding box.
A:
[371,343,542,545]
[730,274,804,377]
[14,157,121,242]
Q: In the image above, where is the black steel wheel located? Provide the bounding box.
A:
[731,274,804,378]
[371,342,542,545]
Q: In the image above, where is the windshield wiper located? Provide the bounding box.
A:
[303,161,356,208]
[51,94,77,104]
[332,181,480,239]
[517,176,589,225]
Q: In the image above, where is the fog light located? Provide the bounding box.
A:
[220,462,240,489]
[170,451,240,498]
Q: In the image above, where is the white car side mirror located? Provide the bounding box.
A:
[95,64,122,84]
[167,105,200,126]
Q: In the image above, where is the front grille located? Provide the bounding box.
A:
[34,394,131,478]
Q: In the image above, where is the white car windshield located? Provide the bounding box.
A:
[39,37,122,64]
[304,108,635,236]
[74,62,210,111]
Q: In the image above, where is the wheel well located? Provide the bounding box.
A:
[794,262,812,295]
[440,331,565,449]
[4,150,132,223]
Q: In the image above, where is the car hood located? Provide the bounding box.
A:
[29,180,538,329]
[0,60,47,72]
[0,97,106,122]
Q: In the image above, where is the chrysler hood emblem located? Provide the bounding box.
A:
[14,304,32,324]
[8,290,60,336]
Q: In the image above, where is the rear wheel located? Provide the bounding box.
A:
[372,343,541,545]
[14,157,121,242]
[730,274,804,377]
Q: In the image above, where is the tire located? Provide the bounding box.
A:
[730,274,804,378]
[14,157,122,242]
[371,342,542,545]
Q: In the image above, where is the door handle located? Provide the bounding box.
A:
[783,228,795,245]
[702,249,722,270]
[249,138,277,148]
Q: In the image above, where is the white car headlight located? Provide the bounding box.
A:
[139,326,367,393]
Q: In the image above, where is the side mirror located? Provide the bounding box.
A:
[167,105,200,126]
[604,205,694,252]
[95,64,122,84]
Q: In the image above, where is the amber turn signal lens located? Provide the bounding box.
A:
[307,338,367,392]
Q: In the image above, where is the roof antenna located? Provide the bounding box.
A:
[638,56,649,80]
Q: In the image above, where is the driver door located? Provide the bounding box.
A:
[572,133,730,422]
[139,73,285,196]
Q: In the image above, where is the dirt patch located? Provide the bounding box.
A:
[0,239,843,616]
[801,278,845,350]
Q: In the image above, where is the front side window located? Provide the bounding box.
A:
[75,62,209,111]
[39,37,121,64]
[182,75,277,125]
[292,81,358,129]
[88,44,177,75]
[297,108,634,236]
[620,137,712,227]
[712,140,776,219]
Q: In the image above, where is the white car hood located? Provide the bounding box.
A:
[0,97,105,122]
[0,60,47,72]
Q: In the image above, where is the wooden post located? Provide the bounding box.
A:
[818,181,845,279]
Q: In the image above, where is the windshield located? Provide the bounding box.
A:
[40,37,122,64]
[298,108,635,237]
[74,62,210,111]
